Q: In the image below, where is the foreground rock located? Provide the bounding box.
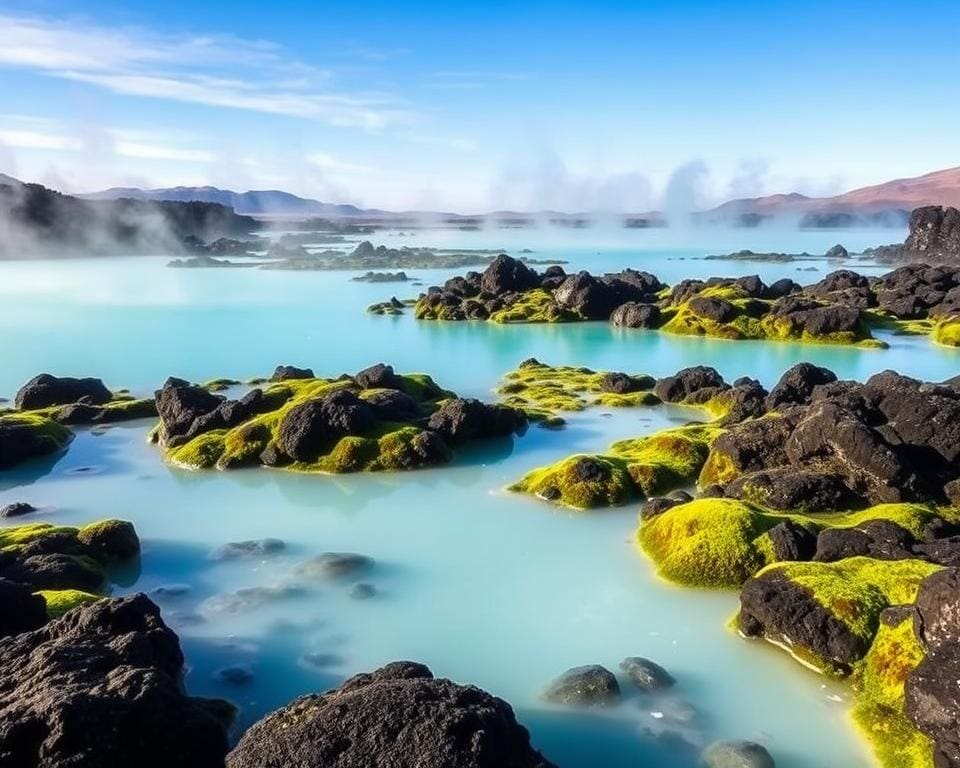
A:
[227,661,554,768]
[702,740,775,768]
[14,374,112,410]
[0,595,232,767]
[153,363,525,473]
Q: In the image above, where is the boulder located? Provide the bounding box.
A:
[14,374,112,410]
[765,520,818,562]
[724,468,853,513]
[688,296,737,323]
[553,272,620,319]
[904,206,960,262]
[277,391,375,461]
[480,254,540,295]
[912,568,960,653]
[227,661,554,768]
[813,520,916,563]
[294,552,374,580]
[270,365,314,381]
[654,366,727,404]
[354,363,403,390]
[0,595,232,767]
[0,415,73,468]
[362,388,421,420]
[609,302,661,328]
[542,665,620,706]
[765,363,838,410]
[599,372,655,394]
[618,657,675,691]
[426,399,525,444]
[702,740,775,768]
[154,378,223,444]
[0,502,37,518]
[211,538,285,561]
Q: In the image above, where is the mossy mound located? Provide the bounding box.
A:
[510,424,719,509]
[852,615,934,768]
[0,411,73,468]
[496,359,658,419]
[932,317,960,347]
[767,557,939,645]
[157,366,519,475]
[638,499,942,588]
[38,588,102,618]
[488,289,572,323]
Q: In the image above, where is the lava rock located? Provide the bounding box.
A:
[363,388,421,420]
[765,362,838,410]
[481,254,541,295]
[426,398,525,444]
[354,363,403,390]
[14,373,112,410]
[702,740,776,768]
[0,502,37,518]
[609,301,661,328]
[654,366,727,404]
[599,372,655,394]
[542,665,620,706]
[0,594,232,767]
[155,377,223,444]
[277,390,375,461]
[211,538,285,561]
[553,271,620,319]
[619,657,675,691]
[271,365,314,381]
[227,661,555,768]
[294,552,374,580]
[765,520,818,562]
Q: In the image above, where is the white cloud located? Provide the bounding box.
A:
[307,151,374,176]
[0,129,81,151]
[0,13,406,131]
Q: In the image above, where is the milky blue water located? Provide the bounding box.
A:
[1,226,957,767]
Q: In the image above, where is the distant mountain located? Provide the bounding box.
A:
[0,175,257,257]
[81,185,375,218]
[701,166,960,227]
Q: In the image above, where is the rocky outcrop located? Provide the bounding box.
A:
[0,414,72,468]
[14,374,112,410]
[0,595,232,767]
[227,661,554,768]
[426,398,526,444]
[904,206,960,263]
[906,569,960,766]
[278,391,375,461]
[542,665,620,706]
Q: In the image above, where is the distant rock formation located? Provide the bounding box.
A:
[904,206,960,261]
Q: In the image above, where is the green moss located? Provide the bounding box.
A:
[167,429,227,469]
[219,422,273,468]
[38,588,101,618]
[932,317,960,347]
[496,359,657,418]
[638,498,787,587]
[638,500,943,589]
[204,378,240,392]
[852,616,934,768]
[510,424,719,509]
[510,454,635,509]
[489,289,572,323]
[0,522,78,551]
[765,558,939,645]
[0,411,72,452]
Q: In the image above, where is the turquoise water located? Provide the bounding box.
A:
[1,227,957,767]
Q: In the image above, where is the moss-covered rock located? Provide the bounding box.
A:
[932,317,960,347]
[852,614,934,768]
[155,365,514,475]
[496,359,658,420]
[638,499,943,588]
[0,412,73,468]
[38,588,102,618]
[510,424,719,509]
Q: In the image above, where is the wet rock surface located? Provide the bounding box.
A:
[542,664,621,706]
[0,594,232,768]
[227,661,555,768]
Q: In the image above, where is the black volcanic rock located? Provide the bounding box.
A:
[765,362,838,410]
[14,374,112,410]
[426,398,525,444]
[480,254,540,295]
[904,206,960,263]
[227,661,554,768]
[0,595,232,767]
[270,365,314,381]
[154,378,223,444]
[610,301,660,328]
[277,390,375,461]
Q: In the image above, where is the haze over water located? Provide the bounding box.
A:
[2,226,957,768]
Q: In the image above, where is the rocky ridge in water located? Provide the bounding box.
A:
[377,253,960,349]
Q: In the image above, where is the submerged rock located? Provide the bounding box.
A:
[619,657,675,691]
[542,665,620,706]
[227,661,555,768]
[211,538,285,560]
[0,502,37,518]
[702,740,775,768]
[0,595,232,767]
[294,552,374,580]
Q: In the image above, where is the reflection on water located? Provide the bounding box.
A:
[1,228,950,767]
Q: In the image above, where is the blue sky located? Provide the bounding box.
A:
[0,0,958,212]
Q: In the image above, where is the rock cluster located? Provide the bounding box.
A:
[402,253,960,348]
[153,363,525,472]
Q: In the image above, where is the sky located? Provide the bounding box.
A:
[0,0,958,213]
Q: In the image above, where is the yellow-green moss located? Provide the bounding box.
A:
[638,500,943,589]
[0,522,78,551]
[932,317,960,347]
[496,359,657,418]
[167,429,227,469]
[510,424,719,509]
[204,378,240,392]
[38,588,101,618]
[0,411,72,450]
[764,558,939,644]
[510,454,635,509]
[852,616,934,768]
[489,289,572,323]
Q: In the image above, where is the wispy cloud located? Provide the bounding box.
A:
[0,13,408,130]
[423,71,535,91]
